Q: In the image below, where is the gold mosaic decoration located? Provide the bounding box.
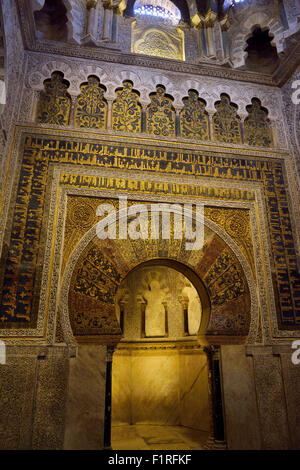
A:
[66,197,251,337]
[180,90,209,140]
[244,98,272,147]
[2,135,299,331]
[36,71,71,125]
[146,85,176,137]
[112,80,142,133]
[205,207,255,277]
[63,197,254,283]
[212,94,242,144]
[74,75,107,129]
[132,22,184,61]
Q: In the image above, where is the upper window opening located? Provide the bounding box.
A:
[245,27,279,74]
[225,0,246,7]
[134,0,181,25]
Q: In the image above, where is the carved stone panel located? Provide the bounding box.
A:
[132,21,184,61]
[179,90,209,140]
[244,98,272,147]
[36,71,71,125]
[74,75,107,129]
[212,94,242,144]
[146,85,175,136]
[112,80,142,133]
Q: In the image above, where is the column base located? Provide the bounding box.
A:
[81,34,99,47]
[204,436,227,450]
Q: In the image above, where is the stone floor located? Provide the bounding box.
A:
[111,424,209,450]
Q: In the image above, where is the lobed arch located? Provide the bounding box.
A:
[114,257,211,337]
[31,0,86,44]
[27,60,281,115]
[58,206,258,347]
[30,67,275,146]
[230,15,284,68]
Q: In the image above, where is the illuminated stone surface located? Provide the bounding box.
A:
[0,0,300,451]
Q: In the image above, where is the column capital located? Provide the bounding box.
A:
[204,344,221,360]
[87,0,98,9]
[204,9,218,28]
[220,14,230,31]
[102,0,122,8]
[106,344,116,362]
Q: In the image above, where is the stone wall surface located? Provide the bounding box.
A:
[64,344,107,450]
[0,346,69,450]
[221,344,300,450]
[221,345,261,450]
[112,348,210,433]
[0,0,300,453]
[279,351,300,449]
[0,0,25,170]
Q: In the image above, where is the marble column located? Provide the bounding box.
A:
[102,3,113,41]
[119,301,125,334]
[179,297,189,335]
[208,110,214,140]
[174,105,181,136]
[198,25,208,58]
[140,102,148,133]
[240,113,247,145]
[297,0,300,18]
[217,13,230,61]
[278,0,289,30]
[204,346,226,449]
[106,98,113,129]
[103,344,115,449]
[205,24,216,58]
[79,0,99,46]
[220,21,230,61]
[111,7,118,42]
[86,1,98,37]
[69,95,77,127]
